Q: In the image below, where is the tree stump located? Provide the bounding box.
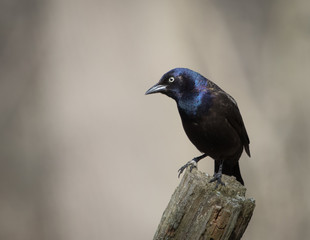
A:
[154,169,255,240]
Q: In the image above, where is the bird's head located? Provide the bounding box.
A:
[145,68,205,101]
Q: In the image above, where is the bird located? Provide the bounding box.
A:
[145,68,250,187]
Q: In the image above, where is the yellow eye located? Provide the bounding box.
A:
[168,77,175,83]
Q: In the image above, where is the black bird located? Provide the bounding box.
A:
[145,68,250,186]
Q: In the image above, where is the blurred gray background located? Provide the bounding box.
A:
[1,0,310,239]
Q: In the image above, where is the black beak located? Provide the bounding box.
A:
[145,84,167,95]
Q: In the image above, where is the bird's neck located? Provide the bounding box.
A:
[176,91,212,119]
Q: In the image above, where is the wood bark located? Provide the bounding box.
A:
[154,169,255,240]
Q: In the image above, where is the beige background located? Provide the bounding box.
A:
[1,0,310,239]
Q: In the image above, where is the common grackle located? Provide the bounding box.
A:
[145,68,250,187]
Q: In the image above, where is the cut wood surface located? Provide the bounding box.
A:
[154,169,255,240]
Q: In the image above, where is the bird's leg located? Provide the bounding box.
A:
[210,160,225,188]
[178,153,207,178]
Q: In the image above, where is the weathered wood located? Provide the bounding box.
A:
[154,169,255,240]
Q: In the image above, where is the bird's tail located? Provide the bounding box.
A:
[215,161,244,185]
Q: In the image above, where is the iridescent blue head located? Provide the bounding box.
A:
[145,68,213,117]
[145,68,207,99]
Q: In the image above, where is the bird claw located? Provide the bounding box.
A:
[209,173,225,189]
[178,160,197,178]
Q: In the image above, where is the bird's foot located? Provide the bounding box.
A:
[209,172,225,189]
[178,160,197,178]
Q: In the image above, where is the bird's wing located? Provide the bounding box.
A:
[218,92,251,157]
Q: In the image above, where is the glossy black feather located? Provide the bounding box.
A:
[146,68,250,185]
